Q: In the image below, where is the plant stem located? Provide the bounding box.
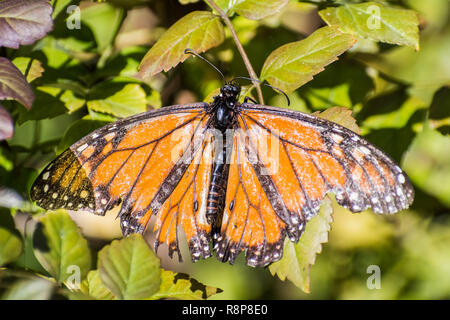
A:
[204,0,264,104]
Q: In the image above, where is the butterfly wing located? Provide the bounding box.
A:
[215,103,414,267]
[31,104,214,249]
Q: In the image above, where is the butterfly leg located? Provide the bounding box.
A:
[243,96,258,104]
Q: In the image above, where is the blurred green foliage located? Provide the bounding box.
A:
[0,0,449,300]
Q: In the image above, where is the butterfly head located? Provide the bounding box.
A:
[220,81,241,108]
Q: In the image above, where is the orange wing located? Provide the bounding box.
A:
[31,104,216,261]
[214,103,414,267]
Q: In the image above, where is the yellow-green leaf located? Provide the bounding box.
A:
[149,270,222,300]
[139,11,225,79]
[0,227,23,266]
[12,57,44,83]
[315,106,361,134]
[80,269,116,300]
[319,2,419,50]
[87,83,147,118]
[269,197,333,293]
[98,234,161,300]
[260,26,356,93]
[234,0,288,20]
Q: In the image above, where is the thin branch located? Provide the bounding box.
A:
[204,0,264,105]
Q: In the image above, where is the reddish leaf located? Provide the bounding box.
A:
[0,103,13,140]
[0,0,53,49]
[0,57,35,109]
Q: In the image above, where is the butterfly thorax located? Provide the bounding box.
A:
[206,82,241,238]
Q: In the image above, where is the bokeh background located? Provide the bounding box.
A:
[3,0,450,299]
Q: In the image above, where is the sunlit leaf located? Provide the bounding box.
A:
[87,83,147,118]
[139,11,225,79]
[0,103,13,140]
[33,210,92,284]
[319,2,419,50]
[80,269,116,300]
[315,106,361,134]
[0,0,53,49]
[148,270,222,300]
[98,234,161,300]
[260,26,356,92]
[0,57,35,109]
[269,197,333,293]
[12,57,44,83]
[0,227,23,266]
[234,0,288,20]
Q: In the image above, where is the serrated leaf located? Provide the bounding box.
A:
[0,103,13,140]
[33,210,92,284]
[0,57,35,109]
[87,83,147,118]
[260,26,356,93]
[315,106,360,134]
[98,234,161,300]
[12,57,44,83]
[269,197,333,293]
[149,270,222,300]
[0,227,23,266]
[0,0,53,49]
[80,270,116,300]
[234,0,288,20]
[139,11,225,79]
[319,2,419,50]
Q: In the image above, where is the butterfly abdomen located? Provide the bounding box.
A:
[206,146,229,225]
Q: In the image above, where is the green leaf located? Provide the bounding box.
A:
[33,210,92,284]
[80,3,124,52]
[234,0,288,20]
[12,57,44,83]
[0,227,23,266]
[98,234,161,300]
[1,275,55,300]
[403,126,450,207]
[149,270,222,300]
[260,26,356,93]
[319,2,419,50]
[139,11,225,79]
[80,269,116,300]
[269,197,333,293]
[87,82,147,118]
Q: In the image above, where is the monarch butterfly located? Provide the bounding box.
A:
[31,50,414,267]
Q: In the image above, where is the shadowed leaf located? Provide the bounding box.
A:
[260,26,356,93]
[0,57,35,109]
[319,2,419,50]
[0,0,53,49]
[98,234,161,300]
[139,11,225,79]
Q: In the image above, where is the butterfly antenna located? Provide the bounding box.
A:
[232,76,290,106]
[184,48,226,83]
